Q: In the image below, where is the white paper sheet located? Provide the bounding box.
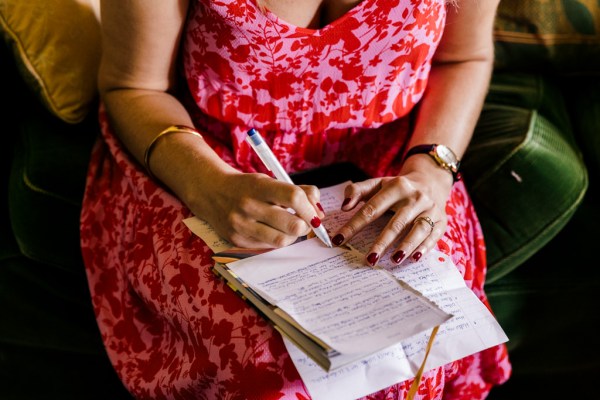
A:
[285,251,508,400]
[182,181,508,400]
[182,216,231,253]
[280,182,508,400]
[228,240,450,357]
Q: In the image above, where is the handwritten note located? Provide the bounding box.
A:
[281,182,508,400]
[228,240,450,357]
[182,216,231,253]
[182,181,508,400]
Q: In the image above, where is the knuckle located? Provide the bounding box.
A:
[273,234,293,248]
[393,175,412,190]
[288,186,306,205]
[226,211,240,227]
[303,185,319,199]
[390,218,407,235]
[237,196,253,212]
[288,218,308,236]
[402,239,415,250]
[344,223,357,238]
[228,232,245,247]
[358,203,377,221]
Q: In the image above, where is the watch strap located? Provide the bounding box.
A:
[403,144,461,182]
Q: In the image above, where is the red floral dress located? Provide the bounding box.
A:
[80,0,511,398]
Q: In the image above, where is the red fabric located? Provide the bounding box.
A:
[80,0,511,398]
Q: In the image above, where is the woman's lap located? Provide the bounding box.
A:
[80,131,509,399]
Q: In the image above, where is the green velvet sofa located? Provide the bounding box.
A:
[1,1,598,399]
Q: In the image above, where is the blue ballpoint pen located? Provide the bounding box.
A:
[246,128,333,248]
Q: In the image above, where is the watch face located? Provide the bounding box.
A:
[434,145,459,171]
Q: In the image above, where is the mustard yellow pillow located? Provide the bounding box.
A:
[494,0,600,74]
[0,0,101,124]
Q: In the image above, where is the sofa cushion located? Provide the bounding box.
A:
[494,0,600,74]
[9,88,97,271]
[0,40,22,262]
[0,0,101,124]
[462,74,588,283]
[485,193,600,375]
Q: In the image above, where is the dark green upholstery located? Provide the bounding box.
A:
[469,76,599,400]
[0,40,132,399]
[9,87,97,270]
[493,0,600,74]
[462,73,588,282]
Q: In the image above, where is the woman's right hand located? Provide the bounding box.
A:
[187,171,325,249]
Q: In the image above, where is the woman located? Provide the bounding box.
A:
[81,0,511,398]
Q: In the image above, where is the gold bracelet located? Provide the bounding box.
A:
[143,125,203,180]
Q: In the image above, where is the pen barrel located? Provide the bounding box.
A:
[247,129,331,247]
[268,160,294,184]
[246,131,293,184]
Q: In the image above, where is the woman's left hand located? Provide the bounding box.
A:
[331,155,455,265]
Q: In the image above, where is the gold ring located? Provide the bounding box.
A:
[415,216,435,232]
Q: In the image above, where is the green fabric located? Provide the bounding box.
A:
[8,91,97,271]
[0,342,132,400]
[0,40,128,399]
[484,73,573,136]
[463,74,588,282]
[485,192,600,375]
[0,254,101,352]
[494,0,600,74]
[0,40,22,261]
[2,37,98,270]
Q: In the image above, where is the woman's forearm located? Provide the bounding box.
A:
[407,56,494,159]
[101,88,238,209]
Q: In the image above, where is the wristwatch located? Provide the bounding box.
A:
[403,144,462,182]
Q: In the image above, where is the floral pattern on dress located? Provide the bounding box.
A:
[80,0,511,398]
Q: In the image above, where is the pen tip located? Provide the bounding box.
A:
[248,128,258,136]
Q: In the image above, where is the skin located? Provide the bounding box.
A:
[99,0,500,263]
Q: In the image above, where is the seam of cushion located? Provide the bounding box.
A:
[21,170,80,207]
[467,106,537,192]
[0,12,67,123]
[486,169,589,282]
[494,31,600,45]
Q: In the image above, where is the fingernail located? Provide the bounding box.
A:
[342,198,351,208]
[332,234,344,246]
[412,252,422,261]
[316,202,324,212]
[392,250,405,264]
[311,216,321,228]
[367,252,379,266]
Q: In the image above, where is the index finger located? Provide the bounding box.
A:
[331,189,399,247]
[266,180,324,233]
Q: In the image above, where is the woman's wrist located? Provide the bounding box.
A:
[401,154,455,195]
[145,126,237,211]
[144,125,204,180]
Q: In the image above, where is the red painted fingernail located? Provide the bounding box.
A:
[412,252,422,261]
[332,234,344,246]
[316,202,324,212]
[342,198,351,207]
[311,216,321,228]
[367,252,379,266]
[392,250,405,264]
